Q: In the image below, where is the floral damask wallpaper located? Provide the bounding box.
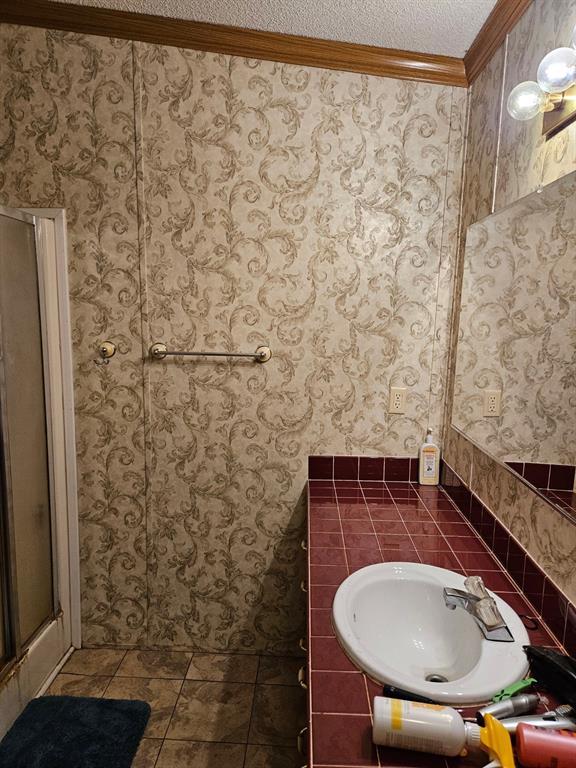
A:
[137,44,465,651]
[0,24,466,649]
[453,172,576,465]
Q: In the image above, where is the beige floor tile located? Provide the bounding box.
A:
[47,673,111,697]
[167,680,254,743]
[248,685,306,747]
[104,677,182,738]
[245,745,301,768]
[257,657,302,686]
[117,650,192,679]
[61,648,126,676]
[186,653,259,683]
[156,740,245,768]
[132,738,163,768]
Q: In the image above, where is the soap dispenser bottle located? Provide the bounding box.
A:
[419,429,440,485]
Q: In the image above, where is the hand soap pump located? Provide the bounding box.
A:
[419,428,440,485]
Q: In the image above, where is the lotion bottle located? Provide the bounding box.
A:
[419,429,440,485]
[373,698,515,767]
[373,697,479,756]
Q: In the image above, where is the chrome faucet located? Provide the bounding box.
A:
[443,576,514,643]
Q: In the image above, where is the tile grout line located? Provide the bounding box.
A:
[386,483,431,564]
[334,481,351,577]
[100,649,128,697]
[241,655,260,768]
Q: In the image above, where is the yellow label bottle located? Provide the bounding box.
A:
[419,428,440,485]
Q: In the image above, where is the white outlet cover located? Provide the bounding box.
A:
[389,387,406,414]
[483,389,502,417]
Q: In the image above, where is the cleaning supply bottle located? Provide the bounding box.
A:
[418,429,440,485]
[516,724,576,767]
[372,697,515,766]
[476,694,539,725]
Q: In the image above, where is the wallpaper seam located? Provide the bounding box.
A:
[491,33,508,214]
[131,38,151,647]
[440,89,471,446]
[429,85,463,446]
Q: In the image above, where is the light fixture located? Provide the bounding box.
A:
[507,24,576,139]
[507,81,549,121]
[537,47,576,93]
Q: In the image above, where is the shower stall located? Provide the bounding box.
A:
[0,207,79,735]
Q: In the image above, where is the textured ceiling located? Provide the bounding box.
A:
[56,0,499,58]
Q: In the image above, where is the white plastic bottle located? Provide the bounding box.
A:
[372,697,481,757]
[419,428,440,485]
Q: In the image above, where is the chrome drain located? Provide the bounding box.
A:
[425,674,448,683]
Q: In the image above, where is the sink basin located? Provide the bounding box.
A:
[332,562,530,705]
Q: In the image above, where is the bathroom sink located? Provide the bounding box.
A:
[331,562,530,705]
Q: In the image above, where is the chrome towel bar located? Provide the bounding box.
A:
[149,343,272,363]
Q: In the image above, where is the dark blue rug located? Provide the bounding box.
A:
[0,695,150,768]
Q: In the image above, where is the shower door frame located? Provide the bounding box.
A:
[0,207,80,735]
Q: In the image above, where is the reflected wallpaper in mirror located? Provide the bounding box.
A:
[453,171,576,519]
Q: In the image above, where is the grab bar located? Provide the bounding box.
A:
[149,342,272,363]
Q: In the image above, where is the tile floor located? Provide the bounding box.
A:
[48,648,306,768]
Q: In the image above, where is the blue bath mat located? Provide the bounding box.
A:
[0,695,150,768]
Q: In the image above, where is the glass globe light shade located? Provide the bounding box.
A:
[571,24,576,50]
[507,81,547,121]
[537,47,576,93]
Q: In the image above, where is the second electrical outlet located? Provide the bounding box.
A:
[389,386,406,414]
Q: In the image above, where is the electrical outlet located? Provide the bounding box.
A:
[483,389,502,417]
[389,386,406,414]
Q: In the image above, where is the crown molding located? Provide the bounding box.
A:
[464,0,533,83]
[0,0,535,89]
[0,0,468,87]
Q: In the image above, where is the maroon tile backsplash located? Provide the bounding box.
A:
[503,461,576,521]
[334,455,360,480]
[505,460,576,491]
[306,456,576,768]
[309,454,416,481]
[550,464,576,491]
[541,488,576,520]
[359,457,384,481]
[308,455,334,480]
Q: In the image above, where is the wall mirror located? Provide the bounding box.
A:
[452,171,576,522]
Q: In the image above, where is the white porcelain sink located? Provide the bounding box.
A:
[332,562,530,705]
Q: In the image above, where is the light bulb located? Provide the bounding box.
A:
[507,81,547,121]
[537,47,576,93]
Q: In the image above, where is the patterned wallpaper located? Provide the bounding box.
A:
[0,25,466,649]
[453,172,576,465]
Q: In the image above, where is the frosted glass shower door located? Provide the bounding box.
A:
[0,212,54,645]
[0,208,79,737]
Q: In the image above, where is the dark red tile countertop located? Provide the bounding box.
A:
[306,480,561,768]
